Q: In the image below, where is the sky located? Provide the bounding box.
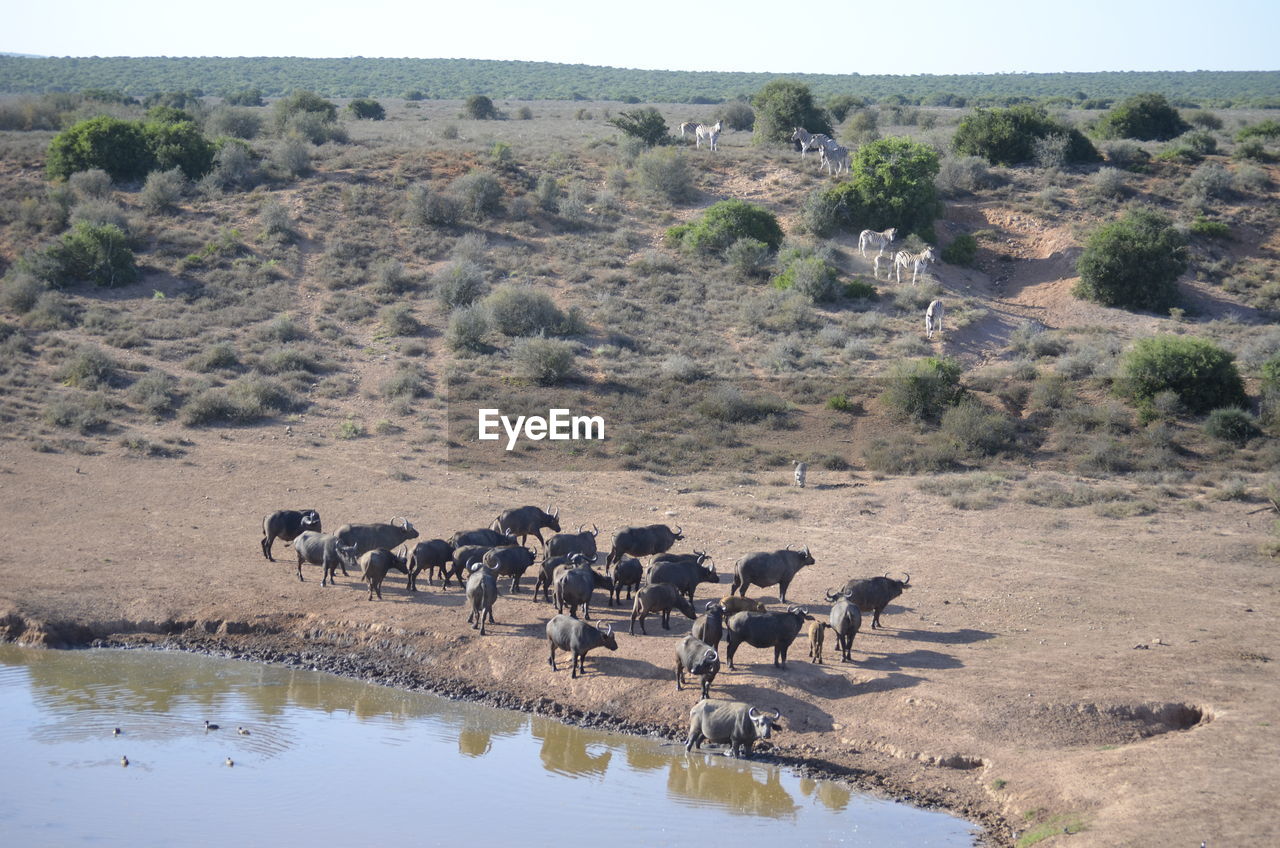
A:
[4,0,1278,76]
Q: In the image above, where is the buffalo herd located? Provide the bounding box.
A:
[259,506,915,758]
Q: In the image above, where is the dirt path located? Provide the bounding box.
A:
[2,434,1277,847]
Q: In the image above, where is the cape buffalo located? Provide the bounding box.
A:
[685,699,782,758]
[607,524,683,566]
[838,573,911,629]
[724,606,813,670]
[547,615,617,678]
[261,509,321,561]
[730,546,814,603]
[494,505,561,547]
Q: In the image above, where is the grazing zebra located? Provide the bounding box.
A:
[696,121,722,151]
[925,300,944,339]
[894,246,939,284]
[794,461,807,489]
[819,140,849,176]
[858,227,897,259]
[790,127,831,158]
[679,121,698,139]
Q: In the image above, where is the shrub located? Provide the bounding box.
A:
[772,255,840,302]
[724,237,772,277]
[952,106,1099,166]
[796,187,844,237]
[511,337,576,385]
[129,370,178,417]
[941,399,1016,456]
[446,304,491,352]
[696,385,788,422]
[752,79,832,145]
[180,375,301,426]
[348,98,385,120]
[70,198,130,233]
[881,356,963,420]
[821,137,940,237]
[484,286,566,336]
[224,88,264,107]
[269,136,311,177]
[826,94,864,123]
[44,392,112,434]
[1232,137,1270,162]
[1237,119,1280,141]
[378,304,419,337]
[635,148,692,203]
[1203,408,1260,446]
[1233,163,1271,192]
[1182,162,1234,201]
[844,278,877,300]
[450,170,504,219]
[464,95,498,120]
[535,174,560,212]
[434,259,486,308]
[668,200,783,256]
[1074,208,1188,311]
[1186,110,1222,130]
[517,106,533,120]
[1103,140,1152,171]
[715,101,755,132]
[144,119,216,179]
[1095,93,1191,141]
[206,141,259,191]
[47,116,153,182]
[1086,167,1129,200]
[380,363,429,399]
[606,108,670,146]
[186,341,240,372]
[56,344,119,388]
[1117,335,1246,414]
[272,91,337,134]
[139,167,186,213]
[935,155,994,196]
[68,168,113,200]
[0,271,48,313]
[405,184,461,227]
[258,199,295,240]
[1189,216,1231,239]
[941,233,977,267]
[29,222,138,288]
[1261,353,1280,424]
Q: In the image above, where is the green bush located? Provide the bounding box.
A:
[1117,335,1246,414]
[1102,140,1152,172]
[405,184,461,227]
[696,385,789,423]
[635,148,692,203]
[129,370,178,417]
[881,356,963,421]
[139,168,186,214]
[1260,353,1280,424]
[772,255,840,303]
[941,233,978,267]
[844,278,877,300]
[450,171,503,219]
[724,237,772,277]
[935,155,995,196]
[348,98,385,120]
[940,399,1016,456]
[144,119,216,179]
[46,116,153,182]
[434,259,486,308]
[1203,407,1260,446]
[68,168,113,200]
[180,375,301,426]
[751,79,831,145]
[1095,93,1191,141]
[272,91,337,134]
[1189,216,1231,239]
[464,95,498,120]
[380,363,430,399]
[511,337,576,385]
[378,304,420,337]
[56,344,119,389]
[668,200,783,256]
[952,105,1100,166]
[224,88,264,107]
[28,222,138,289]
[269,136,311,177]
[826,95,864,123]
[1073,208,1188,311]
[606,108,670,146]
[715,101,755,132]
[484,286,566,336]
[1186,110,1222,130]
[820,137,940,237]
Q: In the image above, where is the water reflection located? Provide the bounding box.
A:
[668,754,799,818]
[532,718,613,777]
[799,775,853,811]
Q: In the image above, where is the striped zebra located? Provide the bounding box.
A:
[790,127,831,158]
[858,227,897,259]
[894,246,939,284]
[925,299,944,339]
[819,140,849,176]
[679,121,698,139]
[696,121,722,151]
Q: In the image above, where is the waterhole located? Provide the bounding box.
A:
[0,645,975,846]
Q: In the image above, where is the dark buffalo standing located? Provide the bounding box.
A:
[450,528,518,549]
[730,546,814,603]
[336,518,420,558]
[533,553,592,602]
[482,546,538,593]
[724,607,813,670]
[649,554,720,603]
[406,539,454,591]
[449,545,495,587]
[606,524,683,566]
[675,635,721,700]
[546,525,599,562]
[494,505,561,547]
[630,583,697,635]
[291,531,357,586]
[261,509,321,561]
[546,614,617,679]
[609,556,643,607]
[685,699,782,759]
[692,601,726,651]
[465,565,499,635]
[824,588,864,661]
[838,573,911,629]
[357,547,409,601]
[554,565,614,620]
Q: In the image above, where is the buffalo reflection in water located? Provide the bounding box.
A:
[667,755,798,818]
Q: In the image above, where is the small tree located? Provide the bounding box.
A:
[272,91,338,134]
[36,222,139,288]
[464,94,498,120]
[715,101,755,131]
[1117,335,1245,414]
[1095,93,1191,141]
[348,98,386,120]
[46,116,153,182]
[144,119,216,180]
[752,79,832,145]
[1074,208,1188,311]
[952,105,1100,166]
[224,87,264,107]
[821,137,941,237]
[607,108,670,146]
[665,199,783,256]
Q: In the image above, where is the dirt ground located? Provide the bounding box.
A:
[2,431,1278,847]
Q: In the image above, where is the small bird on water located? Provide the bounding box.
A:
[204,721,219,731]
[112,727,121,736]
[225,757,234,767]
[120,756,129,767]
[236,727,250,736]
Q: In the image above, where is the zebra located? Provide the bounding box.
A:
[794,461,807,488]
[858,227,897,259]
[679,121,698,139]
[696,121,722,151]
[925,299,944,339]
[894,246,939,284]
[790,127,831,158]
[819,140,849,176]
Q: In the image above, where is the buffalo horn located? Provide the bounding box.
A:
[748,707,761,719]
[706,649,718,663]
[590,524,599,537]
[577,523,585,534]
[550,505,559,519]
[705,600,716,612]
[673,525,682,536]
[600,622,612,636]
[785,543,794,551]
[901,572,910,585]
[768,708,781,720]
[802,545,810,558]
[824,588,840,602]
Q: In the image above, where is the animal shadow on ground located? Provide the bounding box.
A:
[853,671,926,697]
[859,648,963,672]
[811,482,862,491]
[729,659,861,699]
[894,627,995,645]
[586,656,666,681]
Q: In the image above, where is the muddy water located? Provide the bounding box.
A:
[0,645,975,846]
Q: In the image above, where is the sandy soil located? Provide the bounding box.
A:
[2,429,1278,847]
